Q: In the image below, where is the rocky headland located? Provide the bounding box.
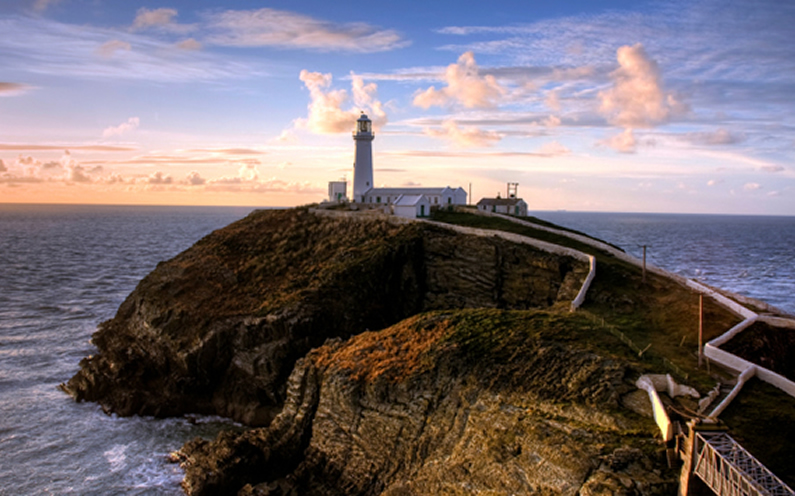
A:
[62,207,588,427]
[64,206,790,495]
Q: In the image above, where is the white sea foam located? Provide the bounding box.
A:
[125,454,184,490]
[104,444,129,473]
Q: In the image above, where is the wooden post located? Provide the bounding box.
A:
[678,421,696,496]
[698,294,704,368]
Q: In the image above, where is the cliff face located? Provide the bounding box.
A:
[62,208,587,425]
[178,310,676,495]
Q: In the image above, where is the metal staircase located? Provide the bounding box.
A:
[692,431,794,496]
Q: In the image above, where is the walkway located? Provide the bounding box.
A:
[692,431,794,496]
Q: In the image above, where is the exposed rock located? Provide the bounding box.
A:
[61,208,587,425]
[178,310,677,495]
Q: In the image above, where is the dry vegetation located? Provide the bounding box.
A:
[312,313,449,382]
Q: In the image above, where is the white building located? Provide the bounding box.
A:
[341,113,467,217]
[328,181,347,203]
[362,186,466,208]
[393,194,431,218]
[477,197,528,216]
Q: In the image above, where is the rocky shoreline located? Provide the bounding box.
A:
[176,310,676,495]
[62,207,690,494]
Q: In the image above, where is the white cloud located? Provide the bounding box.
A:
[743,182,761,191]
[537,141,570,157]
[0,159,6,172]
[545,90,561,111]
[16,155,37,167]
[0,144,136,152]
[132,8,177,30]
[0,16,260,83]
[0,82,32,97]
[205,177,322,194]
[147,171,173,184]
[296,70,387,134]
[413,52,506,109]
[759,165,785,173]
[351,74,388,127]
[423,120,502,148]
[131,8,194,34]
[541,115,561,127]
[96,40,132,58]
[203,8,407,52]
[274,129,298,143]
[601,128,637,153]
[176,38,202,51]
[599,43,687,129]
[4,150,104,184]
[684,128,744,146]
[238,163,258,181]
[33,0,60,12]
[102,117,140,138]
[58,150,98,183]
[185,171,206,185]
[68,165,92,183]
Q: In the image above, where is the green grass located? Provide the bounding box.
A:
[720,378,795,488]
[430,209,741,392]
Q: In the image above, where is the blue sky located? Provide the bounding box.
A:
[1,0,793,213]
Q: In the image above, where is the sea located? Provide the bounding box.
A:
[0,204,793,495]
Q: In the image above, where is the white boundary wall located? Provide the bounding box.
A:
[310,209,597,311]
[483,211,795,405]
[571,256,596,311]
[637,376,673,441]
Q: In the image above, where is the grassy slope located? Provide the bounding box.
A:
[430,209,795,484]
[431,210,739,390]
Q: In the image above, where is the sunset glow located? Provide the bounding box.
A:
[1,0,793,214]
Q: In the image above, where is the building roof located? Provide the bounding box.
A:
[366,186,465,196]
[393,194,428,206]
[477,197,526,207]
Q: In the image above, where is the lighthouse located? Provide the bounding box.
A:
[352,112,374,203]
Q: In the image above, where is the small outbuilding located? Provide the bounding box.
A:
[328,181,347,203]
[393,194,431,218]
[477,197,528,216]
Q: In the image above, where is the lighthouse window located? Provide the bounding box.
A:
[376,196,381,203]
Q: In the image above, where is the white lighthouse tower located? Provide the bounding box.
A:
[352,112,374,203]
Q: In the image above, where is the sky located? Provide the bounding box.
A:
[1,0,793,214]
